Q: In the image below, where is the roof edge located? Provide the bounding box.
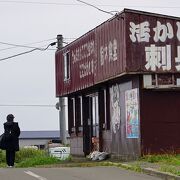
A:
[123,8,180,20]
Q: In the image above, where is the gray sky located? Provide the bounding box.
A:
[0,0,179,134]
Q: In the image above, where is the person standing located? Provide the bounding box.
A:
[3,114,20,167]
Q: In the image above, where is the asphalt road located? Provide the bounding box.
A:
[0,167,162,180]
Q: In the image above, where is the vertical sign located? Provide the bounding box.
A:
[125,88,139,138]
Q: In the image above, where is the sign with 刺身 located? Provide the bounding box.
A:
[129,20,180,72]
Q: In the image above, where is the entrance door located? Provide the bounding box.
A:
[91,95,99,151]
[83,94,100,155]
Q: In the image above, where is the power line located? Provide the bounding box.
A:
[0,38,73,52]
[0,1,80,5]
[76,0,118,16]
[1,1,180,9]
[0,41,56,51]
[0,41,47,49]
[0,41,56,61]
[0,38,56,51]
[64,38,77,40]
[0,104,55,107]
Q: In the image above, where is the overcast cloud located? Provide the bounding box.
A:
[0,0,179,134]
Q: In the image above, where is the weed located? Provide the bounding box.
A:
[0,148,62,168]
[0,150,6,163]
[15,148,46,163]
[160,165,180,176]
[16,156,60,168]
[141,154,180,166]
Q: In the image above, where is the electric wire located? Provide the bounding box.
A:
[0,38,56,51]
[0,104,55,107]
[0,38,72,60]
[0,38,74,51]
[0,1,81,5]
[0,42,56,61]
[0,41,49,50]
[0,1,180,9]
[76,0,118,15]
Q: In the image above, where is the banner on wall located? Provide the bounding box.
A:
[125,88,139,138]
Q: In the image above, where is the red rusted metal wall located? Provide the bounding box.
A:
[55,12,126,97]
[141,90,180,154]
[55,32,95,96]
[56,9,180,96]
[125,9,180,73]
[94,16,126,83]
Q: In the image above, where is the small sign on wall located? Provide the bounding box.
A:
[125,88,139,138]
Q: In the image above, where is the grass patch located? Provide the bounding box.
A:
[0,148,64,168]
[16,155,60,168]
[140,154,180,176]
[160,165,180,176]
[1,148,180,177]
[0,150,6,163]
[141,154,180,166]
[15,148,46,163]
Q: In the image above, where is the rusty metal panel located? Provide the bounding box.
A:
[95,16,126,83]
[56,9,180,96]
[141,90,180,154]
[69,32,95,94]
[56,13,127,96]
[125,10,180,73]
[55,32,95,96]
[110,79,141,158]
[56,49,72,96]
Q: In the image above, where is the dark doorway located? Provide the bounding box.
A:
[83,94,100,155]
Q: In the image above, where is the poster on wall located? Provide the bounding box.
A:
[125,88,139,138]
[110,84,121,134]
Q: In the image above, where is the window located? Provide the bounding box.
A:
[75,96,83,132]
[105,88,110,130]
[103,89,107,129]
[63,51,70,81]
[79,96,83,126]
[99,88,109,130]
[72,98,76,128]
[92,95,99,137]
[68,98,74,134]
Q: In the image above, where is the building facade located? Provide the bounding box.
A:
[55,9,180,159]
[19,131,60,149]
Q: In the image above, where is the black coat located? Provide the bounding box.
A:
[3,122,20,151]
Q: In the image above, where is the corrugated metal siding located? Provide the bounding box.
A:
[95,16,126,83]
[56,9,180,96]
[125,11,180,73]
[141,90,180,154]
[55,32,95,96]
[110,78,141,158]
[70,33,95,93]
[56,14,127,96]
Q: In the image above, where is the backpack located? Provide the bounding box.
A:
[0,133,5,149]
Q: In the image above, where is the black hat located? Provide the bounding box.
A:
[7,114,15,122]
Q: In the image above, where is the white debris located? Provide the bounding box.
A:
[89,151,109,161]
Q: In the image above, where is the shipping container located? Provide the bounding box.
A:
[56,9,180,97]
[55,9,180,159]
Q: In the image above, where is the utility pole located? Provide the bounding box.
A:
[56,34,67,145]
